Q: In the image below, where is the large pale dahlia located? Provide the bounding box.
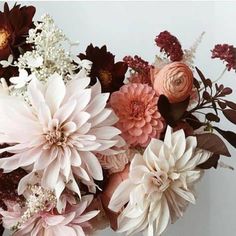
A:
[109,126,211,236]
[0,74,124,203]
[110,83,164,147]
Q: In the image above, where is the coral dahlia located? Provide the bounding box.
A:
[110,83,165,147]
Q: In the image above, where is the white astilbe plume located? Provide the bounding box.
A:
[0,74,124,212]
[109,126,211,236]
[182,32,205,69]
[16,14,91,86]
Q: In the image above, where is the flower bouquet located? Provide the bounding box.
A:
[0,3,236,236]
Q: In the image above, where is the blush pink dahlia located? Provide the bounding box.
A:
[110,83,165,147]
[0,195,98,236]
[0,74,124,204]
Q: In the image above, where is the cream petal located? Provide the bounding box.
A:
[89,126,121,139]
[155,196,170,235]
[42,158,61,190]
[89,108,112,127]
[86,93,109,118]
[108,179,134,212]
[54,99,77,124]
[73,210,99,224]
[38,102,52,127]
[171,185,196,204]
[45,74,66,115]
[79,151,103,180]
[65,78,90,101]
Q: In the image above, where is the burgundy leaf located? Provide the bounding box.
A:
[193,78,200,89]
[221,87,233,96]
[197,153,220,169]
[205,79,212,88]
[203,91,211,100]
[223,109,236,124]
[158,95,189,127]
[206,113,220,122]
[195,67,208,88]
[218,101,227,109]
[196,133,231,157]
[213,126,236,148]
[185,114,204,130]
[225,100,236,110]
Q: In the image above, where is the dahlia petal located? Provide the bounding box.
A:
[44,215,66,226]
[108,179,134,212]
[73,210,99,224]
[65,77,90,100]
[42,158,61,189]
[171,185,195,204]
[73,226,85,236]
[128,127,143,136]
[156,196,170,235]
[38,102,51,127]
[86,93,109,118]
[80,152,103,180]
[70,149,82,166]
[89,108,113,127]
[90,126,121,139]
[45,74,66,115]
[73,111,90,128]
[28,78,45,113]
[54,99,77,123]
[72,167,90,181]
[74,89,91,111]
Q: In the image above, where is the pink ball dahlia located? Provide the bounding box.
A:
[110,83,165,147]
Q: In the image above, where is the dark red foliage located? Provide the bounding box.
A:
[0,144,27,209]
[79,44,128,93]
[155,31,183,62]
[211,44,236,71]
[0,168,27,209]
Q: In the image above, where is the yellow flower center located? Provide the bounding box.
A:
[0,28,10,50]
[99,70,112,87]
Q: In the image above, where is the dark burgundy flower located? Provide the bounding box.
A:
[0,3,35,84]
[211,44,236,71]
[155,31,183,62]
[79,44,128,93]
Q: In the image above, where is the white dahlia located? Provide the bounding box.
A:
[109,126,211,236]
[0,74,124,206]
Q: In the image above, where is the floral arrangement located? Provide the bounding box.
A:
[0,3,235,236]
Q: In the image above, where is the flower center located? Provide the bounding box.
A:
[152,173,170,192]
[0,28,10,50]
[99,70,112,87]
[45,129,67,147]
[130,100,145,118]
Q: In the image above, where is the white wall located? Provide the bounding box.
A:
[2,1,236,236]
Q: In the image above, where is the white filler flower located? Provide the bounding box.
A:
[109,126,211,236]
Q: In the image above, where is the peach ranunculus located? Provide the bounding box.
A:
[153,62,193,103]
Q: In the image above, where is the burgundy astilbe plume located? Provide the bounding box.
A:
[123,55,151,75]
[155,31,184,62]
[211,44,236,71]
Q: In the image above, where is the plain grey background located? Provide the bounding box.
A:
[2,1,236,236]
